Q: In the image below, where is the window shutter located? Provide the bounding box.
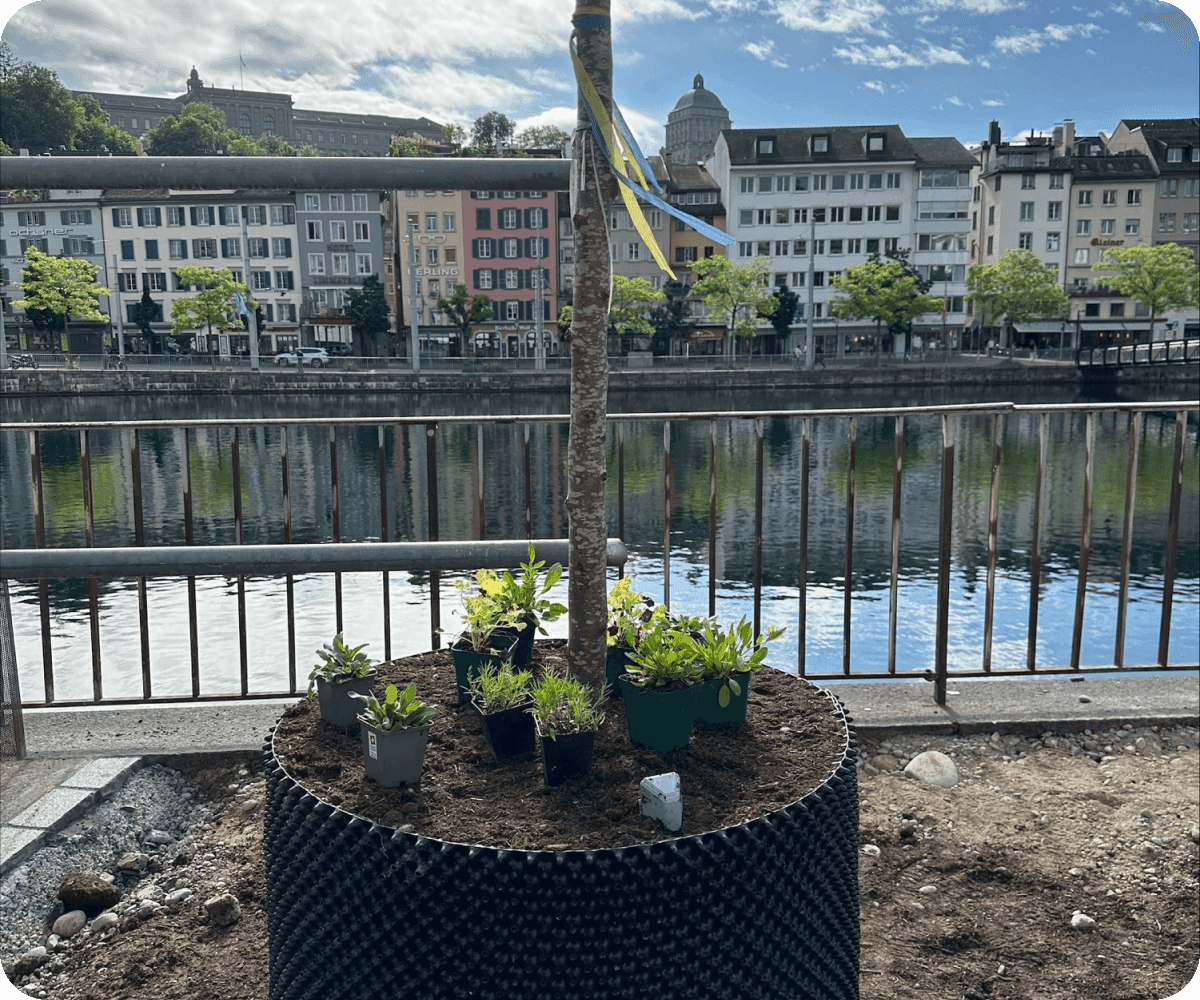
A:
[189,207,199,226]
[472,269,480,289]
[180,241,188,259]
[487,238,496,258]
[491,300,500,321]
[137,208,145,226]
[471,238,480,258]
[476,208,491,230]
[284,238,292,257]
[113,208,123,227]
[523,208,533,229]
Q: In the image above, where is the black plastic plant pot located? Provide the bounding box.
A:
[605,646,631,696]
[617,676,700,752]
[473,698,536,763]
[537,726,596,786]
[695,671,753,728]
[494,617,537,666]
[263,678,861,1000]
[451,644,509,706]
[359,719,429,787]
[314,670,377,728]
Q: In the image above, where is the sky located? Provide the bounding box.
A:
[1,0,1197,153]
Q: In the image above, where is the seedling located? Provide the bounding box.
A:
[468,661,534,713]
[529,670,607,739]
[306,634,374,697]
[350,682,436,732]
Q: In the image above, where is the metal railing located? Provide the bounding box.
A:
[1077,338,1200,368]
[1,400,1196,707]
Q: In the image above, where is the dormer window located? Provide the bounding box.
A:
[866,133,886,153]
[812,134,830,154]
[1167,147,1182,162]
[756,137,775,156]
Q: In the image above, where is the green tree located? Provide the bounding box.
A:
[130,286,164,352]
[0,62,82,151]
[966,249,1069,342]
[345,275,391,355]
[768,284,799,339]
[256,133,299,156]
[144,102,252,156]
[471,111,515,150]
[73,93,136,153]
[609,275,663,338]
[437,283,494,356]
[389,135,434,157]
[830,256,943,354]
[170,266,251,343]
[647,279,693,348]
[14,248,108,344]
[516,124,570,149]
[687,255,777,361]
[441,123,468,146]
[1091,243,1199,335]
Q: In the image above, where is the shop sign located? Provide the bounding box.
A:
[1091,238,1125,246]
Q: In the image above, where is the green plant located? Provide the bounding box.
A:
[529,670,607,739]
[468,661,533,712]
[686,617,785,707]
[606,577,665,648]
[306,634,374,697]
[452,580,516,651]
[475,543,566,632]
[622,624,704,690]
[350,682,436,731]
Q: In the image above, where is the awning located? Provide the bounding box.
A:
[1012,321,1072,334]
[687,328,725,340]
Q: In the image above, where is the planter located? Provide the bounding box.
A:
[359,718,429,787]
[605,646,632,695]
[494,617,537,666]
[264,678,860,1000]
[695,671,754,728]
[451,641,512,706]
[617,676,700,752]
[473,698,536,763]
[314,670,377,728]
[537,725,596,786]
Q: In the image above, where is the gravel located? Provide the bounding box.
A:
[1,763,216,972]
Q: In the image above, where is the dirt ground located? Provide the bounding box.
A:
[5,722,1198,1000]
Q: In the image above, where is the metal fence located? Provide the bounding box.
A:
[1,399,1196,708]
[1077,338,1200,368]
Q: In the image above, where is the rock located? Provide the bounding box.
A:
[870,754,900,772]
[861,844,881,857]
[11,947,49,977]
[144,829,173,845]
[90,912,119,933]
[52,910,87,938]
[57,873,120,913]
[861,763,879,776]
[239,798,260,813]
[1071,911,1097,931]
[1190,825,1199,844]
[204,892,242,927]
[164,888,194,909]
[116,852,149,872]
[1079,695,1092,703]
[135,900,160,921]
[903,751,959,788]
[918,885,938,895]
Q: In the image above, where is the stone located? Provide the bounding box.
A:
[1071,911,1097,931]
[861,844,881,857]
[204,892,242,927]
[11,947,48,977]
[57,873,120,913]
[870,754,900,772]
[144,829,173,845]
[861,763,879,776]
[164,888,194,909]
[239,798,260,813]
[90,912,119,933]
[52,910,87,938]
[903,751,959,788]
[116,852,149,872]
[135,901,160,921]
[918,885,938,895]
[1079,696,1092,703]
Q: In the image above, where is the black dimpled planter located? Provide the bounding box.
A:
[264,680,860,1000]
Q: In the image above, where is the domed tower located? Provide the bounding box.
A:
[664,73,731,165]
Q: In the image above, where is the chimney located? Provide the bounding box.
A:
[1052,124,1063,152]
[988,120,1001,146]
[1063,119,1075,153]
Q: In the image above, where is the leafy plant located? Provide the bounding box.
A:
[686,618,785,708]
[622,624,704,690]
[474,543,566,632]
[606,578,664,648]
[306,634,374,697]
[350,682,436,732]
[468,661,533,713]
[452,580,517,651]
[529,670,607,739]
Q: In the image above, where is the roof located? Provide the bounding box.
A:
[663,162,720,191]
[722,125,916,166]
[671,74,728,114]
[909,137,978,170]
[1069,154,1157,182]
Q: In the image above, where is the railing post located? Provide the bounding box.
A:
[232,427,248,697]
[842,417,856,676]
[28,430,53,704]
[982,413,1002,673]
[425,423,441,650]
[1158,409,1187,666]
[1026,413,1049,672]
[79,429,102,702]
[798,417,810,676]
[1114,411,1141,667]
[1070,411,1096,669]
[753,418,764,640]
[129,428,152,699]
[708,420,717,618]
[934,414,956,705]
[281,426,296,693]
[886,415,904,675]
[662,421,672,610]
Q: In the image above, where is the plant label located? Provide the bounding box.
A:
[368,731,378,760]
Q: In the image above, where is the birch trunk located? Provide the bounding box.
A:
[567,0,614,686]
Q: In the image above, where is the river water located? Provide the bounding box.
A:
[1,379,1196,701]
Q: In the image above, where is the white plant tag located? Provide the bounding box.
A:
[368,731,378,760]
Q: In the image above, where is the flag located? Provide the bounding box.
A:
[233,291,249,317]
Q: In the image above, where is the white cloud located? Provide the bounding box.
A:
[743,39,775,59]
[980,97,1004,105]
[1109,3,1130,14]
[515,106,577,136]
[862,78,887,92]
[895,0,1027,12]
[615,50,646,66]
[613,105,665,153]
[515,68,573,93]
[1137,19,1166,32]
[833,41,969,67]
[994,21,1102,54]
[993,28,1045,52]
[946,95,965,105]
[767,0,892,36]
[1043,22,1103,41]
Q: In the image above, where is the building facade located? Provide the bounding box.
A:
[663,74,731,167]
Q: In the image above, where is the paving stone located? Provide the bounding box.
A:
[0,825,44,875]
[8,787,96,831]
[60,757,143,793]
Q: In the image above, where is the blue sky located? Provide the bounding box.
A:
[2,0,1197,151]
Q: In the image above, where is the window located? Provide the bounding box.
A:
[1084,302,1100,317]
[506,301,521,321]
[1046,232,1060,252]
[331,254,349,275]
[849,174,863,190]
[1109,301,1125,318]
[812,240,825,254]
[426,248,439,266]
[1167,147,1183,162]
[1127,189,1141,205]
[776,175,791,192]
[986,235,993,255]
[1099,219,1115,236]
[356,253,372,275]
[758,176,772,193]
[62,237,96,255]
[776,209,789,224]
[442,213,456,232]
[1159,213,1177,232]
[626,243,642,261]
[474,238,494,259]
[423,214,438,232]
[793,208,807,224]
[1102,189,1117,206]
[1049,173,1063,189]
[866,133,885,153]
[193,238,216,259]
[831,174,845,191]
[1021,173,1035,189]
[244,205,266,225]
[329,195,345,211]
[1125,219,1140,236]
[144,240,159,260]
[1185,178,1200,198]
[885,205,900,221]
[812,135,829,153]
[219,205,240,226]
[738,242,753,257]
[308,253,325,275]
[329,221,347,242]
[59,208,93,226]
[866,205,881,222]
[1076,219,1091,236]
[501,238,520,258]
[427,279,440,298]
[120,239,135,260]
[248,238,268,258]
[1018,232,1032,250]
[1019,202,1034,220]
[499,190,519,199]
[352,194,368,212]
[472,190,493,199]
[476,208,492,230]
[774,241,789,256]
[268,205,293,226]
[755,209,771,225]
[143,272,166,292]
[1161,179,1179,198]
[504,268,520,289]
[812,208,826,223]
[1183,213,1199,233]
[251,271,271,290]
[829,239,843,255]
[812,174,827,191]
[756,241,771,256]
[829,207,844,222]
[499,208,519,229]
[987,205,995,225]
[868,173,882,190]
[675,246,698,264]
[812,271,824,287]
[305,194,320,211]
[476,269,494,289]
[162,206,184,227]
[1078,190,1093,207]
[847,238,862,254]
[274,270,294,290]
[237,112,250,135]
[111,208,132,228]
[272,237,292,258]
[1047,202,1062,221]
[117,271,137,292]
[793,239,807,255]
[306,220,322,241]
[886,172,901,189]
[848,206,862,222]
[220,238,241,258]
[1073,248,1090,265]
[739,209,752,226]
[445,247,457,264]
[792,272,805,287]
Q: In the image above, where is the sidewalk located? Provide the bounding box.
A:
[2,673,1196,876]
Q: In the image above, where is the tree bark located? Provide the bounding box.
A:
[566,0,615,687]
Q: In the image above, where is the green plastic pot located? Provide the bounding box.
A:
[605,647,632,697]
[451,640,512,706]
[617,677,700,752]
[494,617,537,666]
[314,669,377,728]
[695,671,753,728]
[359,719,429,787]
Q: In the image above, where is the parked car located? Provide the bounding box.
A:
[274,347,330,368]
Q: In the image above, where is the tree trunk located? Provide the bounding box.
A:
[566,0,614,687]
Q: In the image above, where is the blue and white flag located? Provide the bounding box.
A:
[233,291,249,317]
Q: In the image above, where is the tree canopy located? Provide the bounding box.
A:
[1091,243,1199,324]
[609,275,664,337]
[73,93,136,153]
[346,275,390,353]
[0,62,82,152]
[515,124,570,149]
[647,279,693,342]
[170,266,252,340]
[13,248,108,339]
[966,249,1069,329]
[471,111,515,150]
[687,255,777,359]
[830,256,943,345]
[768,285,799,338]
[437,283,494,354]
[144,102,271,156]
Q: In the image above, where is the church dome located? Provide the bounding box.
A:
[671,74,728,114]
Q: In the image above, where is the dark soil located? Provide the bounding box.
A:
[270,640,847,850]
